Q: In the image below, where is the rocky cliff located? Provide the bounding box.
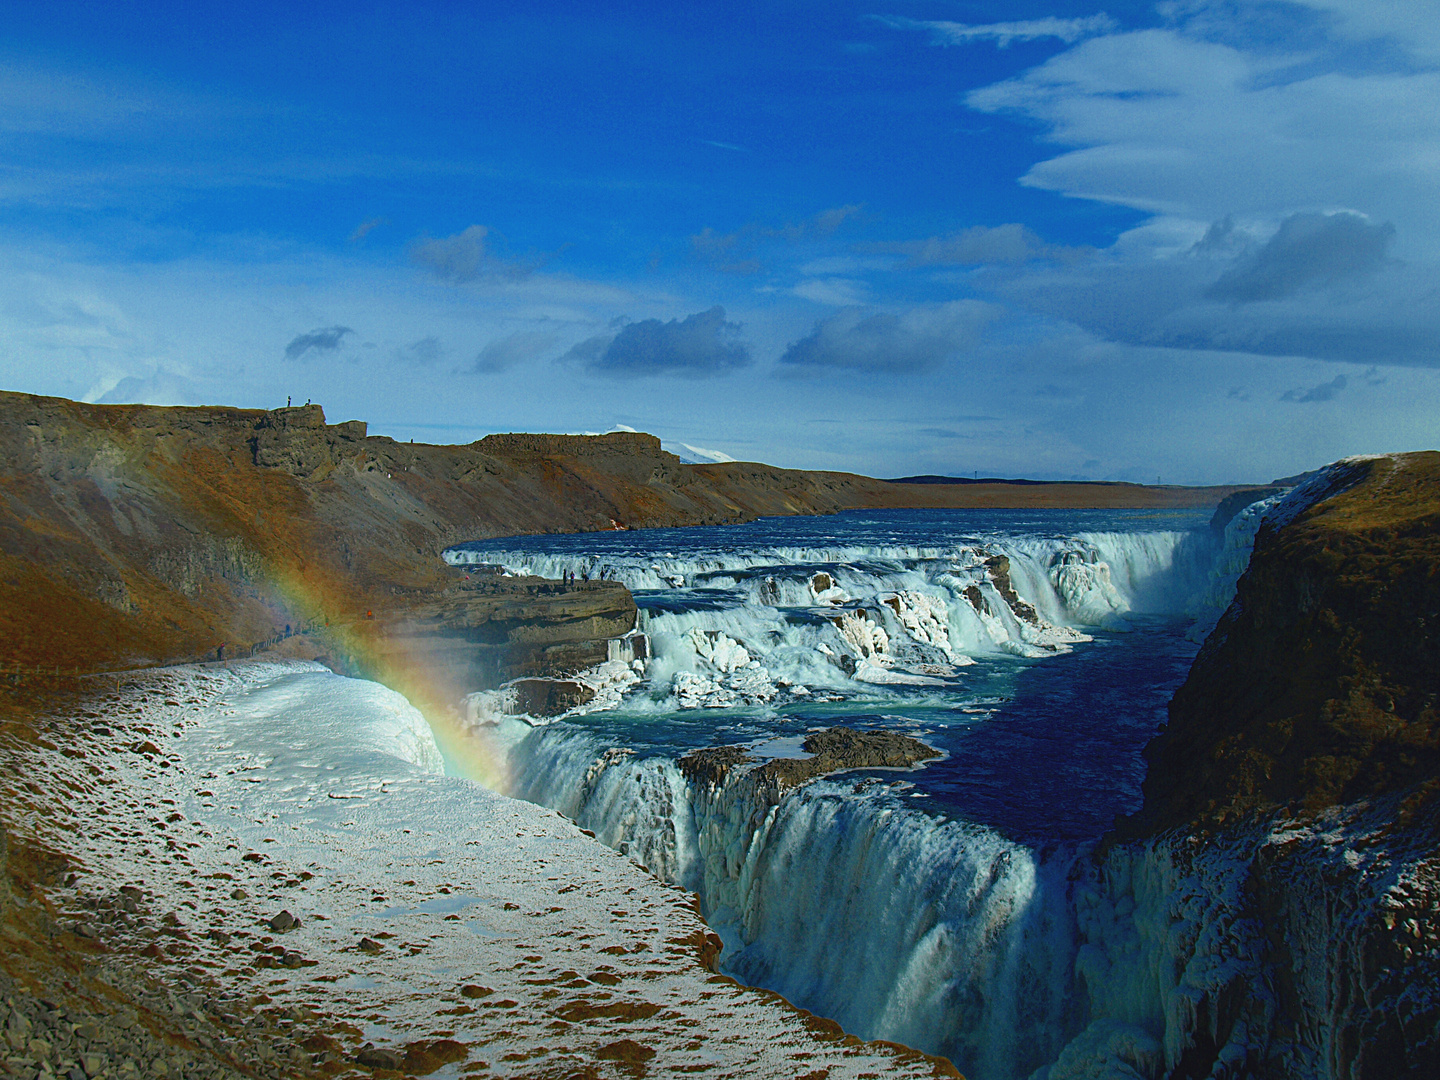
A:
[1137,452,1440,832]
[1063,453,1440,1080]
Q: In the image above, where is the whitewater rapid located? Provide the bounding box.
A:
[443,504,1277,1077]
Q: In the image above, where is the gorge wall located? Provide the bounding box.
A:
[1060,453,1440,1080]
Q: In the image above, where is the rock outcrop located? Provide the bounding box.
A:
[357,576,636,706]
[1134,452,1440,833]
[680,727,941,792]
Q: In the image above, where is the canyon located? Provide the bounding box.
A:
[2,392,1436,1078]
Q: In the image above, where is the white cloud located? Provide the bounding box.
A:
[965,27,1440,254]
[0,61,160,136]
[791,278,870,306]
[861,223,1087,266]
[411,225,538,283]
[877,15,1118,49]
[96,366,203,406]
[1293,0,1440,62]
[561,306,751,378]
[468,330,559,373]
[780,301,999,373]
[982,211,1440,367]
[941,9,1440,369]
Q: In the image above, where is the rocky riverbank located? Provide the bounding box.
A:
[0,661,961,1080]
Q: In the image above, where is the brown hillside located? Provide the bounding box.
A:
[0,390,1246,675]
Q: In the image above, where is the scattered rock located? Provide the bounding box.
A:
[266,910,298,932]
[357,937,383,954]
[355,1045,405,1069]
[555,1000,662,1022]
[597,1038,656,1063]
[459,984,492,999]
[400,1038,467,1074]
[680,726,940,791]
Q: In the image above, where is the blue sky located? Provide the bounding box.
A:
[2,1,1438,483]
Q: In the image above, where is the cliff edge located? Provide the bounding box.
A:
[1066,452,1440,1080]
[1131,451,1440,834]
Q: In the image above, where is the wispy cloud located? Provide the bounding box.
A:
[411,225,535,283]
[792,277,869,306]
[876,14,1118,49]
[1280,373,1347,402]
[284,325,352,360]
[350,217,386,242]
[398,336,443,364]
[467,330,559,374]
[690,204,864,269]
[862,223,1088,266]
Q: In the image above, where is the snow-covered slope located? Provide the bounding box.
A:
[0,660,956,1078]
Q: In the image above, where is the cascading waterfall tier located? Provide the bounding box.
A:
[442,508,1264,1079]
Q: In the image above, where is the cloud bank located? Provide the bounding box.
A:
[780,301,997,373]
[564,307,751,377]
[1204,212,1394,303]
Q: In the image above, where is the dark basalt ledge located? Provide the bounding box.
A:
[1121,450,1440,838]
[357,575,637,695]
[680,728,942,792]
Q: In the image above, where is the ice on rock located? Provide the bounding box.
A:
[852,660,947,686]
[663,630,780,708]
[688,628,753,672]
[1048,551,1130,627]
[885,590,966,661]
[571,658,643,714]
[836,610,891,664]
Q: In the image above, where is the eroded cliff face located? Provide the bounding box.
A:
[1059,454,1440,1080]
[0,393,830,673]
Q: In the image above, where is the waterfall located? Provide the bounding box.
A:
[442,510,1269,1077]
